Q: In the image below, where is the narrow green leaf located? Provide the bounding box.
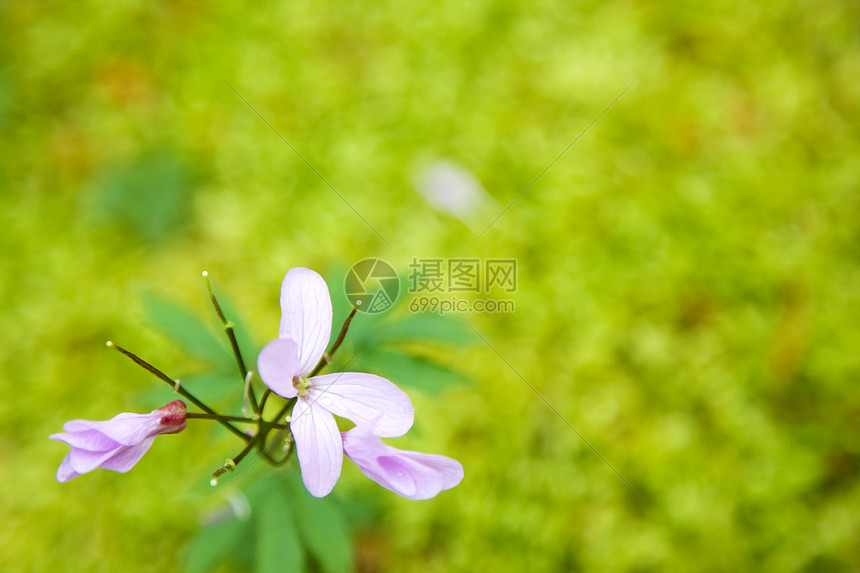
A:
[384,313,477,345]
[185,512,252,573]
[179,372,244,405]
[357,348,471,392]
[141,292,231,366]
[285,471,353,573]
[251,478,305,573]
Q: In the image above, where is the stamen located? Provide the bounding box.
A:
[292,376,311,397]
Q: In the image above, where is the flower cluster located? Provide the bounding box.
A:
[50,267,463,501]
[258,267,462,499]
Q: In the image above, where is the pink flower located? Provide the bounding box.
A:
[258,268,414,497]
[342,425,464,500]
[50,400,187,482]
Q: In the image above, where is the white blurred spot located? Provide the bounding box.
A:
[227,489,251,521]
[415,160,493,222]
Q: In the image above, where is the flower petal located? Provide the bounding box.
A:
[56,453,81,482]
[279,268,332,377]
[308,372,414,438]
[60,412,163,446]
[290,398,343,497]
[257,338,301,398]
[98,438,156,473]
[68,444,127,474]
[50,429,121,452]
[342,427,464,500]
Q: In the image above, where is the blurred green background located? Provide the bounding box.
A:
[2,1,859,571]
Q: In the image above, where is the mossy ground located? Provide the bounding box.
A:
[1,1,859,571]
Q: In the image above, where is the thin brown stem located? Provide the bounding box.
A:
[203,272,259,415]
[258,388,273,413]
[257,398,296,456]
[263,445,295,467]
[272,398,296,425]
[232,434,259,466]
[310,302,361,377]
[107,341,250,443]
[211,436,260,483]
[186,412,288,430]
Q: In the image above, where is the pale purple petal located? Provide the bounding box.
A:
[279,268,332,377]
[60,412,163,446]
[98,438,156,472]
[342,426,464,501]
[69,445,126,474]
[56,454,81,483]
[49,428,121,451]
[291,398,343,497]
[257,338,301,398]
[308,372,414,438]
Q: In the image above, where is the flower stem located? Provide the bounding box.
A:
[107,341,250,443]
[232,434,259,466]
[258,388,272,413]
[256,398,296,457]
[272,397,296,426]
[203,271,260,415]
[310,302,361,377]
[262,444,294,466]
[186,412,288,430]
[211,437,259,482]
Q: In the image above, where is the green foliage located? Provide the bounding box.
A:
[253,483,304,573]
[91,149,196,243]
[185,509,253,573]
[141,292,231,367]
[185,471,352,573]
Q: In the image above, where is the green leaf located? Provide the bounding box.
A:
[184,512,252,573]
[141,292,231,367]
[383,313,478,345]
[285,471,353,573]
[357,348,472,392]
[249,475,305,573]
[179,372,244,405]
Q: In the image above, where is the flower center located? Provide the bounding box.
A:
[292,376,311,397]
